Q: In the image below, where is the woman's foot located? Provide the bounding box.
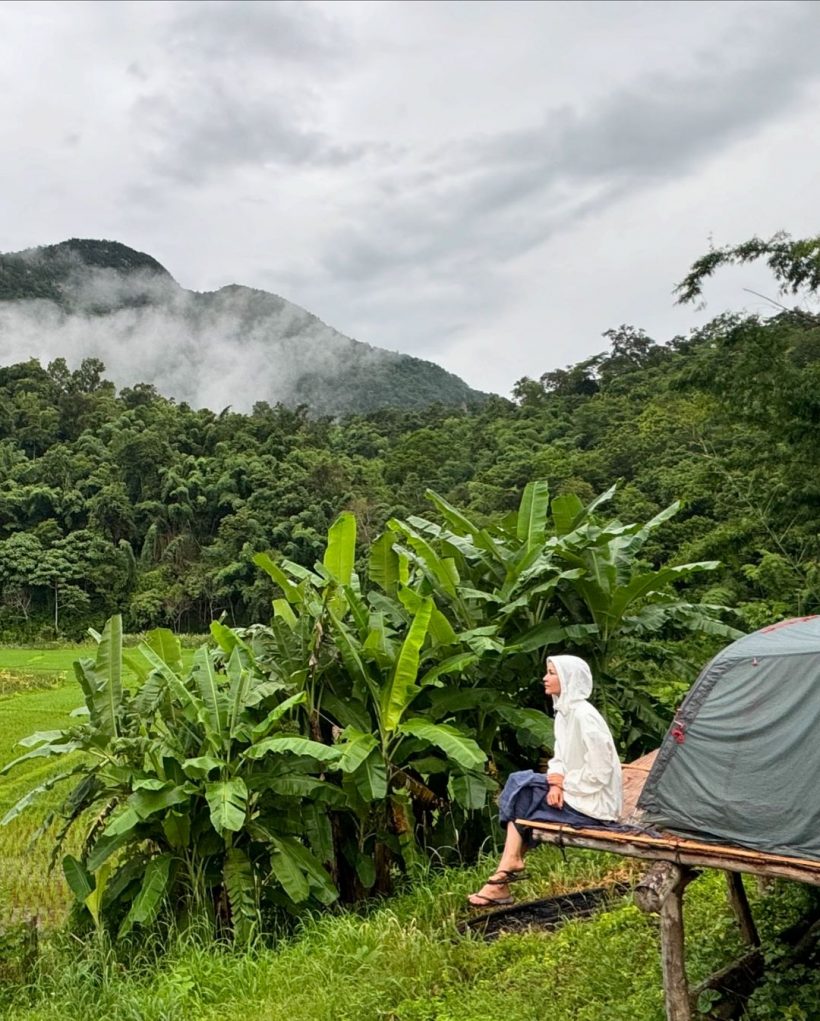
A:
[466,864,527,907]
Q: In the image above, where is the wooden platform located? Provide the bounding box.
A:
[517,753,820,1020]
[521,750,820,886]
[522,820,820,886]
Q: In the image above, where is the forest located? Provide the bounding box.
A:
[1,241,819,1021]
[1,297,817,644]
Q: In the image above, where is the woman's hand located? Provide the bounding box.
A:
[546,772,564,809]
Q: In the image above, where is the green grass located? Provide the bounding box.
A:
[0,647,96,675]
[1,858,817,1021]
[0,646,94,697]
[0,645,199,694]
[0,646,817,1020]
[0,644,201,929]
[0,681,84,928]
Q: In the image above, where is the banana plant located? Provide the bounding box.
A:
[255,511,502,888]
[1,615,352,941]
[547,488,743,747]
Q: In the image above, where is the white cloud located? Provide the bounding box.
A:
[1,0,819,401]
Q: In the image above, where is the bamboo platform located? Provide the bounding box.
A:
[522,820,820,886]
[517,754,820,1020]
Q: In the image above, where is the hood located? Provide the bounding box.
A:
[550,654,593,713]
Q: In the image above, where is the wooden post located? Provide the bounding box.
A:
[725,872,760,947]
[635,862,696,1021]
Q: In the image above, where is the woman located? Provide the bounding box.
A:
[468,654,622,907]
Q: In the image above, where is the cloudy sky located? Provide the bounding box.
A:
[1,0,819,397]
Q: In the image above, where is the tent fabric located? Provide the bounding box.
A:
[638,616,820,862]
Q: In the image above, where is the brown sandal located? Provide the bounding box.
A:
[466,891,514,907]
[486,868,529,885]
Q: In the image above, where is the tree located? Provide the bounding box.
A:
[675,231,820,307]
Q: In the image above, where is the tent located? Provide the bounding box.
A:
[638,615,820,861]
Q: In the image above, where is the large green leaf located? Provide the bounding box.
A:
[506,620,598,655]
[390,521,459,597]
[424,490,481,537]
[224,847,258,944]
[351,747,388,801]
[86,830,133,872]
[1,741,81,778]
[128,785,189,820]
[18,729,67,748]
[244,736,341,763]
[369,530,401,594]
[449,771,495,810]
[192,646,226,739]
[337,728,378,773]
[118,853,172,938]
[162,812,191,849]
[272,598,298,630]
[84,861,112,929]
[609,562,721,619]
[398,718,485,770]
[271,834,338,905]
[102,807,140,839]
[205,778,248,834]
[268,836,310,903]
[62,854,94,902]
[1,764,86,824]
[428,606,458,646]
[227,648,254,736]
[144,627,182,671]
[323,511,357,586]
[74,614,123,738]
[250,691,308,740]
[327,608,376,699]
[551,493,585,536]
[418,652,478,688]
[381,596,433,732]
[210,620,242,655]
[320,691,372,732]
[516,480,550,547]
[362,612,395,668]
[253,552,301,604]
[494,704,555,747]
[138,641,199,715]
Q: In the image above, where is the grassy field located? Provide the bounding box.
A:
[1,855,816,1021]
[0,647,817,1021]
[0,678,85,927]
[0,644,197,926]
[0,646,96,674]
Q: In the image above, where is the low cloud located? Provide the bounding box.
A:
[0,267,394,411]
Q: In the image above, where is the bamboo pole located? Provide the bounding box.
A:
[520,821,820,886]
[725,872,760,947]
[635,862,695,1021]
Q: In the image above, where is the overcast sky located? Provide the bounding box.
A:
[1,0,819,397]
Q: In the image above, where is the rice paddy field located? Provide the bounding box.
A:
[0,643,198,928]
[1,644,818,1021]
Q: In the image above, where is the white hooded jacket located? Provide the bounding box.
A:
[547,655,623,821]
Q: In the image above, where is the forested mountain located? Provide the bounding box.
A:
[0,286,817,640]
[0,238,485,414]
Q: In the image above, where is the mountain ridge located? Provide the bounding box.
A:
[0,238,486,414]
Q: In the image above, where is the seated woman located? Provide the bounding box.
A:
[468,654,622,907]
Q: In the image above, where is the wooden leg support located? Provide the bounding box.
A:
[725,871,760,947]
[636,861,696,1021]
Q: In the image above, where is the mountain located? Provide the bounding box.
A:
[0,238,486,414]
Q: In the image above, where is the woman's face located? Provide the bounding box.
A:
[543,660,561,696]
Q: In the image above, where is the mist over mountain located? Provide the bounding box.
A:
[0,239,486,414]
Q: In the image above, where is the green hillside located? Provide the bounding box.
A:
[0,239,486,414]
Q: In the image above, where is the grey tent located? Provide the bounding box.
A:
[638,616,820,861]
